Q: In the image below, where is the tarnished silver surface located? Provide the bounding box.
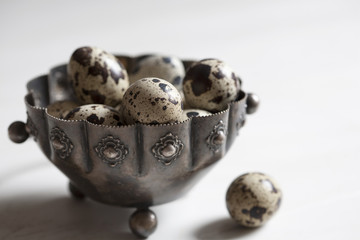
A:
[13,61,250,208]
[49,127,73,160]
[8,121,29,143]
[246,93,260,114]
[94,135,129,168]
[206,120,227,153]
[129,208,157,238]
[152,132,184,166]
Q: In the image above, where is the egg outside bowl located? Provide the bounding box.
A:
[9,62,252,238]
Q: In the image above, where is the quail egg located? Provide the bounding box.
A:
[183,59,241,112]
[46,100,79,119]
[67,46,129,107]
[226,172,282,227]
[65,104,123,126]
[122,78,183,124]
[129,55,185,90]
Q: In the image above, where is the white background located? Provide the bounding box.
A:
[1,0,359,239]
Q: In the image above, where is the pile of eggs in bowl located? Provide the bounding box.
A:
[47,46,243,126]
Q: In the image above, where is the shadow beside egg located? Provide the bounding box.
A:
[194,218,258,240]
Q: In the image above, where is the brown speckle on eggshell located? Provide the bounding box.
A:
[122,78,183,124]
[226,172,282,227]
[67,46,129,107]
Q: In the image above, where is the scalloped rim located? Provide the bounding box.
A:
[25,91,246,129]
[24,58,247,129]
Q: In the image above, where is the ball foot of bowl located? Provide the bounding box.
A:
[68,182,86,200]
[129,208,157,238]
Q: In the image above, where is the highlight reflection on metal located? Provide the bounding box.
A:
[152,133,184,165]
[207,120,227,153]
[94,135,129,167]
[50,127,73,160]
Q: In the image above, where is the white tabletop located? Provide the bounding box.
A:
[1,0,360,239]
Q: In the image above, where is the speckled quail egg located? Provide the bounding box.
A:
[129,55,185,90]
[226,172,282,227]
[183,59,241,112]
[122,78,183,124]
[67,46,129,107]
[46,100,79,119]
[64,104,123,126]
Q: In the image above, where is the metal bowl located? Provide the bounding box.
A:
[8,59,258,238]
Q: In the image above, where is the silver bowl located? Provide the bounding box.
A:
[8,59,258,238]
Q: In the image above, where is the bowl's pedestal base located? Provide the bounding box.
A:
[68,182,158,238]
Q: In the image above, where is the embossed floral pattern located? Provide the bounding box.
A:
[152,133,184,165]
[50,127,73,159]
[207,120,227,153]
[94,135,129,167]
